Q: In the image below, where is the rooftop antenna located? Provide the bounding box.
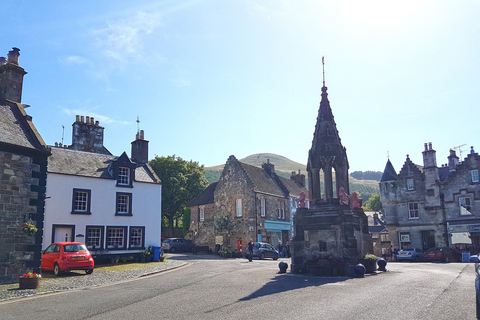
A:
[322,56,325,87]
[452,144,467,159]
[61,125,65,145]
[136,116,140,134]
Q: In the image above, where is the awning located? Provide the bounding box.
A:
[264,220,291,231]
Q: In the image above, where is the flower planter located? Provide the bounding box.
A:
[19,277,40,289]
[361,259,377,273]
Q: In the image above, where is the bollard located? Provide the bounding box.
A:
[278,261,288,273]
[377,258,387,271]
[354,264,366,278]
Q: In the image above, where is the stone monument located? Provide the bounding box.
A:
[291,59,373,276]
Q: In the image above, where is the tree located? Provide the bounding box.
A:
[149,155,209,236]
[214,215,236,247]
[362,193,382,212]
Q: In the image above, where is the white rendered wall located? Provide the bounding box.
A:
[43,173,161,251]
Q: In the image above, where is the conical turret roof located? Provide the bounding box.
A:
[380,159,397,182]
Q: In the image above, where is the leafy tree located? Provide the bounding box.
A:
[362,193,382,212]
[214,215,236,235]
[149,155,209,236]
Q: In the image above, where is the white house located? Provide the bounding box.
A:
[43,116,161,259]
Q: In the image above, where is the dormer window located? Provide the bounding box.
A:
[118,167,130,185]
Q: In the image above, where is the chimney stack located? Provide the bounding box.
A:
[70,115,110,154]
[0,47,27,103]
[131,130,149,164]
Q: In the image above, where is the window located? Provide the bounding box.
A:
[472,170,479,183]
[118,167,130,186]
[277,203,281,218]
[129,227,145,248]
[408,202,419,219]
[116,192,132,215]
[260,198,266,217]
[107,227,126,249]
[406,178,414,191]
[460,197,472,215]
[236,199,242,217]
[86,226,104,250]
[427,189,434,197]
[200,206,205,222]
[281,202,285,219]
[72,189,91,214]
[380,233,390,242]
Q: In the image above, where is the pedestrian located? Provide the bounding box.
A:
[388,245,393,261]
[286,242,291,258]
[277,241,283,258]
[248,239,254,262]
[394,248,399,261]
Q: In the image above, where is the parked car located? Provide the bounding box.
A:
[424,247,461,262]
[162,238,195,253]
[469,255,480,319]
[41,242,94,276]
[245,242,279,260]
[396,248,424,262]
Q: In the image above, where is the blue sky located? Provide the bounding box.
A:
[2,1,479,173]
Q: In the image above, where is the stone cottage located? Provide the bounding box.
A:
[188,156,309,253]
[380,142,480,253]
[0,48,51,283]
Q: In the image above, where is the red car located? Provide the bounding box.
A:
[424,247,461,263]
[41,242,94,276]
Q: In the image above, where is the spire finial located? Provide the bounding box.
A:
[387,150,390,159]
[322,56,325,87]
[136,116,140,134]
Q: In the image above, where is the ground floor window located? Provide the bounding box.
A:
[129,226,145,249]
[86,226,104,250]
[107,227,127,249]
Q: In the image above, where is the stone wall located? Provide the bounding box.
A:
[0,151,39,283]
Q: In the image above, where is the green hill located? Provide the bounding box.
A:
[205,153,380,201]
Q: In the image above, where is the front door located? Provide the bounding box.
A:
[53,226,73,243]
[422,230,436,250]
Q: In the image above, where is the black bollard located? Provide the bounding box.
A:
[278,261,288,273]
[354,264,366,278]
[377,258,387,271]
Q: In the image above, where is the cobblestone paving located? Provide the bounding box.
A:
[0,259,186,302]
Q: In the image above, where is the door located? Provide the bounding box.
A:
[42,244,60,270]
[422,230,435,250]
[54,227,73,243]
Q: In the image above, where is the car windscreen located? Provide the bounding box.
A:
[403,248,415,252]
[64,244,87,252]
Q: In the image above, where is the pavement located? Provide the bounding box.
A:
[0,257,188,302]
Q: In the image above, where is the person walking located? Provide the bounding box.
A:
[248,239,254,262]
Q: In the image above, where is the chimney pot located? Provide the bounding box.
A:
[86,116,90,124]
[7,47,20,65]
[429,142,432,150]
[90,117,94,124]
[424,143,428,151]
[140,130,144,140]
[81,116,84,123]
[95,121,99,126]
[76,115,80,122]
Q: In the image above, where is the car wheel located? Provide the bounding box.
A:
[85,269,93,275]
[170,247,176,253]
[53,263,61,276]
[273,254,278,261]
[260,253,265,260]
[414,256,420,262]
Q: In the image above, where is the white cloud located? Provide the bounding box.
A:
[59,55,89,65]
[93,11,162,65]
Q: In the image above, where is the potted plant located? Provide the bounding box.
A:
[159,255,166,262]
[221,247,232,258]
[361,254,378,273]
[19,272,41,289]
[22,222,37,236]
[142,250,151,262]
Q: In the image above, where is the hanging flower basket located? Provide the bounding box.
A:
[22,222,37,236]
[19,273,41,289]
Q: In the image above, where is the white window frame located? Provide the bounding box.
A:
[472,170,479,183]
[236,199,242,217]
[117,194,130,214]
[281,202,285,219]
[277,202,281,218]
[74,191,88,212]
[86,227,101,249]
[118,167,130,185]
[107,227,125,249]
[129,227,143,248]
[408,202,419,219]
[200,206,205,222]
[261,198,266,217]
[406,178,414,191]
[460,197,472,215]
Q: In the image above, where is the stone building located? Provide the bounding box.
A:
[380,142,480,252]
[0,48,51,283]
[188,156,309,252]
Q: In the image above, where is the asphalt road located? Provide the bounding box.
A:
[0,255,476,320]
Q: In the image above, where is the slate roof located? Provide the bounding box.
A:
[239,162,286,197]
[188,182,218,206]
[380,159,397,182]
[48,147,159,183]
[0,101,48,152]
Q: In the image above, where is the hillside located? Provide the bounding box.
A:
[205,153,381,199]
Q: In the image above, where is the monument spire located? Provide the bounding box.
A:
[322,56,325,87]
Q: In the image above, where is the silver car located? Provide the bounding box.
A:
[397,248,424,262]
